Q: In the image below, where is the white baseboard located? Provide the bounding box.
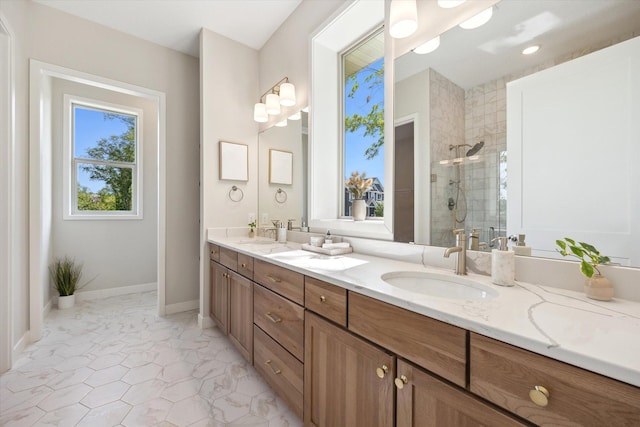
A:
[165,299,198,315]
[198,313,214,329]
[43,299,52,318]
[74,282,157,302]
[13,331,30,363]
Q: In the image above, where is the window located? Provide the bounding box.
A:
[342,28,385,218]
[63,95,142,219]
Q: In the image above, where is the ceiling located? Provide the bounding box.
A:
[34,0,304,57]
[395,0,640,89]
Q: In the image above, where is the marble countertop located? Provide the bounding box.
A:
[208,236,640,387]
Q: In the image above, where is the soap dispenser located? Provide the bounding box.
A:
[491,237,515,286]
[512,234,532,256]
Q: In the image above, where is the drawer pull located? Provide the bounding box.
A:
[241,263,247,268]
[320,295,327,303]
[529,385,550,407]
[376,365,389,379]
[394,375,408,389]
[265,312,283,324]
[265,360,282,375]
[266,275,282,283]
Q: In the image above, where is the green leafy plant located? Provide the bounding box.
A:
[49,257,86,296]
[248,221,256,232]
[555,238,610,278]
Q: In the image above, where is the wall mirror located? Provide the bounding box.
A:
[258,112,307,230]
[393,0,640,267]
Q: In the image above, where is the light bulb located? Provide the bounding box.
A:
[266,93,281,115]
[413,36,440,54]
[279,82,296,107]
[253,103,268,123]
[459,7,493,29]
[389,0,418,39]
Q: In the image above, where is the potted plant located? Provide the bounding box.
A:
[345,171,373,221]
[555,238,613,301]
[248,220,257,238]
[49,257,86,309]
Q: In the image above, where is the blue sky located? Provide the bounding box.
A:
[344,57,385,185]
[74,106,131,193]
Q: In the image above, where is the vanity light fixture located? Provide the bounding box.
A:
[275,119,288,127]
[522,45,540,55]
[288,111,301,120]
[459,6,493,29]
[438,0,466,8]
[253,77,296,122]
[413,35,440,54]
[389,0,418,39]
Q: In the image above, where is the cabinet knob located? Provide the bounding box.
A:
[529,385,550,407]
[394,375,408,389]
[241,263,247,268]
[265,312,283,324]
[376,365,389,379]
[265,360,282,375]
[320,295,327,303]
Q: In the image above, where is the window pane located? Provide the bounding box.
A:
[343,30,385,217]
[77,163,133,211]
[74,105,136,163]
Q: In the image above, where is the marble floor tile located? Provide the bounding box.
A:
[0,291,302,426]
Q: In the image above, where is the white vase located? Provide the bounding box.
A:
[584,274,614,301]
[352,199,366,221]
[58,294,75,309]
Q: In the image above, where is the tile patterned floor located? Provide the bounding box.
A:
[0,291,302,426]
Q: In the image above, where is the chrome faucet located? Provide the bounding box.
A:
[444,229,467,275]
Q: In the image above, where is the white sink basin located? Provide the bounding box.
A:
[381,271,498,300]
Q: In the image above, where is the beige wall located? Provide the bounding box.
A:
[0,0,199,350]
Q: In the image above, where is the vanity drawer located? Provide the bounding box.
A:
[254,325,303,418]
[254,284,304,361]
[237,253,254,280]
[305,276,347,327]
[209,243,220,261]
[470,333,640,426]
[254,258,304,305]
[348,291,467,388]
[219,247,238,271]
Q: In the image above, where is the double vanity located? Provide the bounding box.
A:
[207,234,640,426]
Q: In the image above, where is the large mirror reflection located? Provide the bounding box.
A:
[394,0,640,266]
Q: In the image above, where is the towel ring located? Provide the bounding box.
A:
[229,185,244,202]
[275,188,287,204]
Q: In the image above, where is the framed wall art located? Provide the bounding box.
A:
[219,141,248,181]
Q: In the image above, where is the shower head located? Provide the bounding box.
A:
[466,141,484,156]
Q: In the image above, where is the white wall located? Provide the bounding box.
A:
[199,29,259,325]
[51,79,158,291]
[0,0,199,356]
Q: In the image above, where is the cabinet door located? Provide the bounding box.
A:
[396,359,525,427]
[305,312,395,427]
[228,271,253,363]
[209,260,229,335]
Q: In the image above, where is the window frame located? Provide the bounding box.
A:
[340,27,385,219]
[63,94,143,220]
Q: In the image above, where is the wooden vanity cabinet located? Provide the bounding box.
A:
[396,359,526,427]
[470,333,640,426]
[305,312,395,427]
[208,245,253,363]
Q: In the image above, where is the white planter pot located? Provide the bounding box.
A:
[352,199,366,221]
[58,294,75,309]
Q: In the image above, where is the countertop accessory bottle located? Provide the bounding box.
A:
[325,230,333,245]
[512,233,532,256]
[491,237,515,286]
[277,222,287,243]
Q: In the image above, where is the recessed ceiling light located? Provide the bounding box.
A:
[438,0,466,8]
[522,45,540,55]
[459,7,493,29]
[413,36,440,54]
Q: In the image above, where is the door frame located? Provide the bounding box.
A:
[29,60,167,342]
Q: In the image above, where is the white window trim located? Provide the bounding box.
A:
[63,94,143,220]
